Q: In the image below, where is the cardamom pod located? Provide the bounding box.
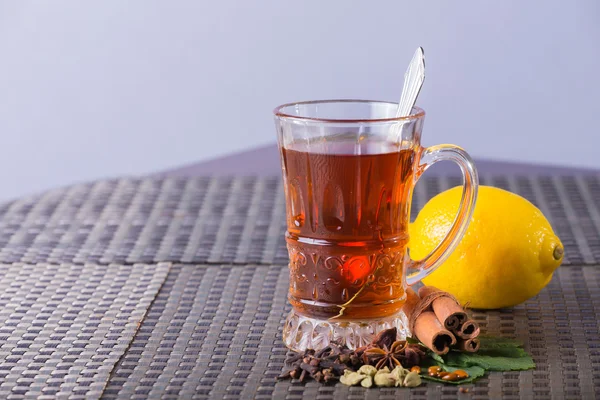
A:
[357,365,378,377]
[374,373,396,387]
[403,371,422,388]
[375,366,390,375]
[390,366,408,387]
[340,371,365,386]
[360,375,373,388]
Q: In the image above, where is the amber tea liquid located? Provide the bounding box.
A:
[281,140,415,319]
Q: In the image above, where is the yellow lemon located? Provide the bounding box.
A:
[410,186,563,309]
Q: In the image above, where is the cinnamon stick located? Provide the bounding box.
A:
[456,319,480,340]
[457,337,480,353]
[414,311,457,355]
[402,288,457,355]
[418,286,467,332]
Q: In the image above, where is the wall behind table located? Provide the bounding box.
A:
[0,0,598,201]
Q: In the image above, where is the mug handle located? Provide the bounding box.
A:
[406,144,479,286]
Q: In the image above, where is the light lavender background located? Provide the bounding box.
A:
[0,0,598,201]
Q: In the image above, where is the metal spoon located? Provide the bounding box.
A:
[396,47,425,117]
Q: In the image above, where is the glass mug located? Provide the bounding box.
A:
[274,100,478,351]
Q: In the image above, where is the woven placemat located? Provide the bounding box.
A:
[0,262,170,399]
[102,264,600,400]
[0,175,599,266]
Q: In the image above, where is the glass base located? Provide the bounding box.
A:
[282,309,410,352]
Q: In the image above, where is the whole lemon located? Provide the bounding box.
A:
[410,186,563,309]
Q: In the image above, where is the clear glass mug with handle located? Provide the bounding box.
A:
[274,100,478,351]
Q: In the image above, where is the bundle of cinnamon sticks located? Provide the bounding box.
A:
[401,286,481,355]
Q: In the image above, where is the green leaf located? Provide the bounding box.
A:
[419,335,535,380]
[421,365,486,385]
[420,336,535,372]
[428,352,445,365]
[478,336,524,350]
[480,346,529,358]
[406,337,421,345]
[443,350,535,371]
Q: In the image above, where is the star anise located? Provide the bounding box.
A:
[398,343,427,368]
[362,340,407,370]
[372,327,398,349]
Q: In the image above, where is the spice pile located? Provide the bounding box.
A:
[279,285,536,389]
[278,328,426,386]
[278,327,463,388]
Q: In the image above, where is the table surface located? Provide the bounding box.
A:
[0,147,598,399]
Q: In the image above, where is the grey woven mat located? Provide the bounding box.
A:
[0,175,599,266]
[101,264,600,400]
[1,175,599,399]
[0,262,170,399]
